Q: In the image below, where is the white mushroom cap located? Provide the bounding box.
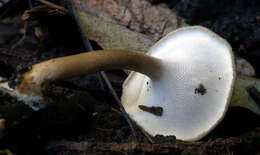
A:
[121,26,235,141]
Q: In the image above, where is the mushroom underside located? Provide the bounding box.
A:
[122,26,235,141]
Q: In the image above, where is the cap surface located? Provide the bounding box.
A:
[121,26,235,141]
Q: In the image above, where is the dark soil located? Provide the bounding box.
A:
[0,0,259,154]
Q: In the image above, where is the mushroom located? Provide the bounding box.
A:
[121,26,235,141]
[0,26,235,141]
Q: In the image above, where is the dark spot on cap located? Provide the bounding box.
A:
[138,105,163,116]
[195,83,207,95]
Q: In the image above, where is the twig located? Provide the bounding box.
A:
[111,107,154,143]
[111,107,122,115]
[96,72,105,90]
[77,18,138,140]
[96,127,113,132]
[35,0,68,13]
[100,71,137,140]
[140,128,154,144]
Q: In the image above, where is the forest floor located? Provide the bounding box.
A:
[0,0,259,154]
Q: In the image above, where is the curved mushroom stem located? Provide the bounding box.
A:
[17,50,162,107]
[230,76,260,115]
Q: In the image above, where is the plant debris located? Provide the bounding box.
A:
[138,105,163,116]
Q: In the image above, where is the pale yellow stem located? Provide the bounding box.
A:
[18,50,162,96]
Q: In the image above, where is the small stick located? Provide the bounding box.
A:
[100,71,137,140]
[96,127,113,132]
[140,128,155,144]
[111,107,154,143]
[111,107,122,115]
[80,21,138,140]
[35,0,69,13]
